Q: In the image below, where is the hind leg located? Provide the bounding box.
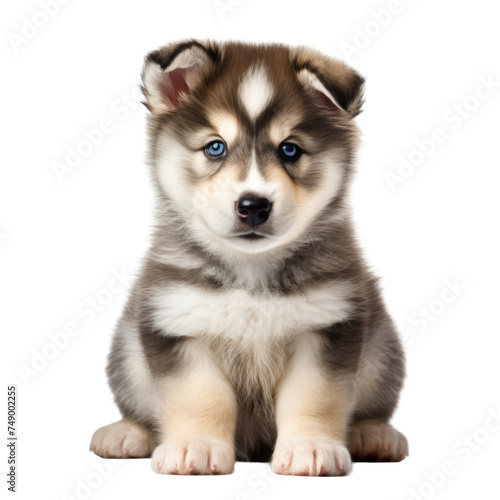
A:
[348,419,408,461]
[90,419,156,458]
[351,313,408,461]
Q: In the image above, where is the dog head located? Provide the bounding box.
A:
[142,40,364,255]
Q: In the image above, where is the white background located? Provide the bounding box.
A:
[1,0,500,499]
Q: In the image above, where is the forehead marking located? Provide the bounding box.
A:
[238,65,274,120]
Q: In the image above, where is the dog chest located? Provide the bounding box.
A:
[151,282,354,342]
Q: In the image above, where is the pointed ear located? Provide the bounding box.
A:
[141,40,221,115]
[292,47,365,117]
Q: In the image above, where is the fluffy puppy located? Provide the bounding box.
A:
[90,40,408,476]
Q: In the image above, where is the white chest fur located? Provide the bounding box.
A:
[152,281,354,343]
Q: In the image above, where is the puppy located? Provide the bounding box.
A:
[90,40,408,476]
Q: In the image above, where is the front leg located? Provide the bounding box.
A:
[271,333,356,476]
[152,339,237,475]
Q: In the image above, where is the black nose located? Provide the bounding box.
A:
[236,196,272,226]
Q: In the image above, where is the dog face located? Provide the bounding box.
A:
[142,41,364,254]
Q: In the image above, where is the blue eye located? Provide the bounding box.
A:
[205,141,226,158]
[280,142,302,161]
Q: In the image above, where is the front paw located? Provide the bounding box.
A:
[271,436,352,476]
[151,437,235,475]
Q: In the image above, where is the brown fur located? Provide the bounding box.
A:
[90,40,408,476]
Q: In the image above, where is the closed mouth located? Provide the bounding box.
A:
[234,232,267,240]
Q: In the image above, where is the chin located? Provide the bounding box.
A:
[223,234,283,255]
